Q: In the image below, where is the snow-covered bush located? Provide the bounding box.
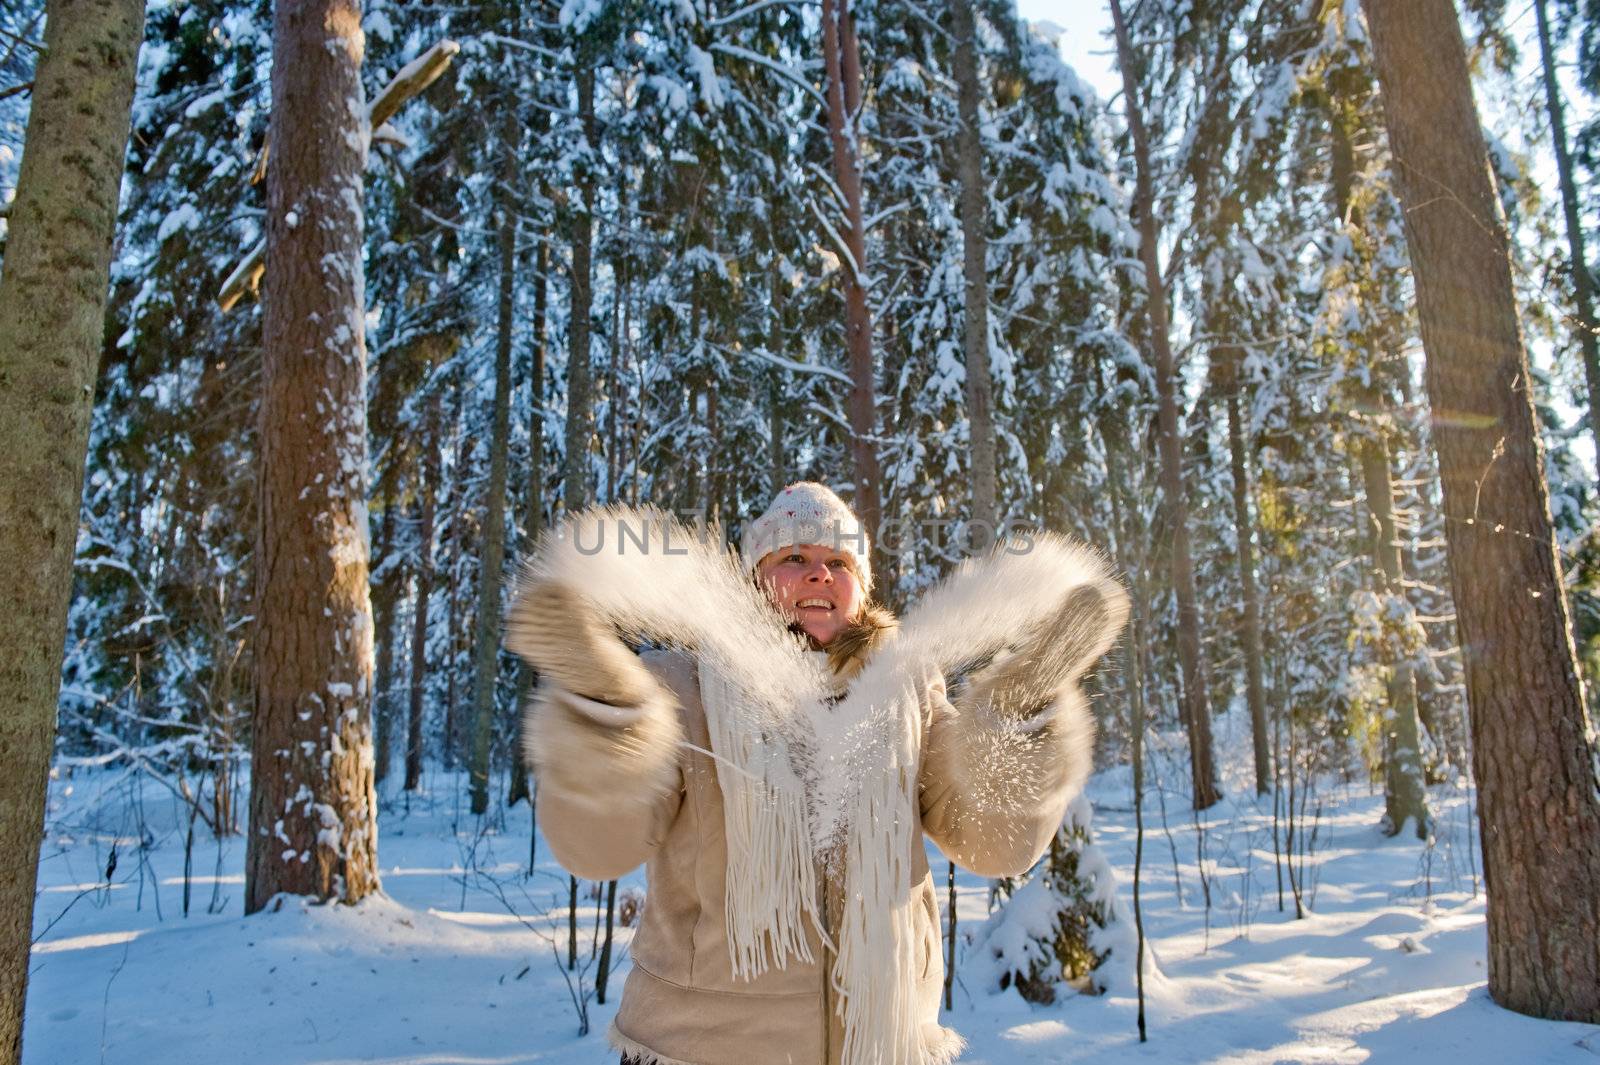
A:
[973,795,1129,1003]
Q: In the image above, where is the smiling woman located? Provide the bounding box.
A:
[744,482,873,649]
[504,484,1129,1065]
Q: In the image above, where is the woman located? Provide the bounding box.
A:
[506,482,1128,1065]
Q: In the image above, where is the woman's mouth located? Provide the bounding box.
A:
[796,598,835,612]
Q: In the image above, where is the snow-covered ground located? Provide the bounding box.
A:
[25,747,1600,1065]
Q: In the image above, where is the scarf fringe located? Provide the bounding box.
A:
[701,662,824,977]
[829,675,925,1065]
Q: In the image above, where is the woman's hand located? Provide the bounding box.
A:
[959,583,1124,721]
[505,577,656,708]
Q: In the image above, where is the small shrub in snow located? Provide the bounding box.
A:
[974,795,1129,1003]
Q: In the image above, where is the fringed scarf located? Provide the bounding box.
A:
[699,604,941,1065]
[523,506,1114,1065]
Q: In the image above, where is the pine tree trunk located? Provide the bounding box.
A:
[607,244,624,504]
[1357,432,1430,837]
[563,66,597,513]
[950,0,996,535]
[769,261,788,496]
[407,395,440,793]
[246,0,381,913]
[1224,365,1271,795]
[469,195,517,815]
[820,0,884,553]
[596,878,619,1003]
[0,0,143,1054]
[1362,0,1600,1021]
[373,482,396,785]
[443,374,466,767]
[1534,0,1600,480]
[510,236,548,810]
[1110,0,1220,810]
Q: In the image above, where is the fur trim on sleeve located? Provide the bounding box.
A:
[522,683,683,815]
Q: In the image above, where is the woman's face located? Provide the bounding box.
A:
[756,543,865,648]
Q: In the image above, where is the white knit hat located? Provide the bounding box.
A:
[740,481,873,592]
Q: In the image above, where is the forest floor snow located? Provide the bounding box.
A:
[24,751,1600,1065]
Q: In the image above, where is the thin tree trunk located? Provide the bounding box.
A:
[247,0,381,912]
[705,386,720,524]
[1362,0,1600,1021]
[563,66,598,514]
[1223,362,1271,795]
[568,874,579,970]
[769,261,788,495]
[1534,0,1600,479]
[820,0,884,553]
[1110,0,1220,810]
[510,235,549,811]
[443,371,466,767]
[950,0,997,535]
[1327,87,1432,829]
[373,481,396,785]
[607,242,624,504]
[0,0,143,1054]
[406,395,439,793]
[595,878,619,1003]
[1357,432,1430,838]
[469,188,518,815]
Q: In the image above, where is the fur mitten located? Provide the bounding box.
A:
[504,577,659,708]
[958,581,1130,721]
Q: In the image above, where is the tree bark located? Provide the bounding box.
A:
[1357,432,1430,838]
[769,260,788,496]
[246,0,381,913]
[0,0,143,1055]
[1533,0,1600,482]
[563,65,598,513]
[469,191,517,815]
[373,481,396,784]
[1362,0,1600,1021]
[406,395,439,793]
[950,0,997,534]
[510,234,548,810]
[820,0,884,556]
[1223,364,1271,795]
[1110,0,1220,810]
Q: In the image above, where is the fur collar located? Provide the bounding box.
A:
[825,601,898,683]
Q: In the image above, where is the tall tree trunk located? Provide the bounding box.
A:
[1110,0,1220,810]
[1327,85,1433,828]
[1223,362,1271,795]
[950,0,997,536]
[769,261,788,496]
[607,242,624,504]
[469,193,517,815]
[373,480,396,785]
[1534,0,1600,478]
[406,395,440,793]
[1356,432,1430,837]
[510,235,549,811]
[443,372,465,767]
[563,66,598,514]
[247,0,381,913]
[820,0,884,556]
[0,0,143,1055]
[595,878,619,1003]
[1362,0,1600,1021]
[705,386,720,523]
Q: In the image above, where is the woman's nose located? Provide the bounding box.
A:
[806,562,832,582]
